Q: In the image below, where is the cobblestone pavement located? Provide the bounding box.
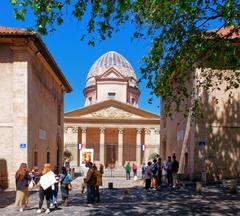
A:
[0,177,239,216]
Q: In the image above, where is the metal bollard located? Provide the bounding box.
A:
[108,182,113,189]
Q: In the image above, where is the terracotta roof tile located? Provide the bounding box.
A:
[0,26,34,35]
[209,26,240,39]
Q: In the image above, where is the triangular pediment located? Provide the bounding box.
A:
[81,106,143,119]
[100,67,125,79]
[65,100,159,120]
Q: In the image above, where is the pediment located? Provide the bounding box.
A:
[65,100,160,120]
[80,106,144,119]
[100,67,125,79]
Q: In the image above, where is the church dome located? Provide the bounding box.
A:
[86,51,136,87]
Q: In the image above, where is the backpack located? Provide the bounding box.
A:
[152,163,158,175]
[87,171,97,186]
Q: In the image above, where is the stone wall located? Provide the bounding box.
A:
[28,48,64,170]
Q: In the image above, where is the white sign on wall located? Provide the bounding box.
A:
[177,130,184,141]
[39,128,46,140]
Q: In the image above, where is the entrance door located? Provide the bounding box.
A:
[106,145,117,167]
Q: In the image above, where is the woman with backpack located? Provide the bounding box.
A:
[60,166,72,207]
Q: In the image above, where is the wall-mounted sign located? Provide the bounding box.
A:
[39,129,46,140]
[19,143,27,148]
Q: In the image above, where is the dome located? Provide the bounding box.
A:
[86,51,136,87]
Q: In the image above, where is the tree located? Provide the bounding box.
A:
[10,0,240,116]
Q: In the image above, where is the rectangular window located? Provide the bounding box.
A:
[108,92,116,99]
[47,152,50,163]
[57,104,61,126]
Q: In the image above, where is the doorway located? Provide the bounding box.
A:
[106,145,117,167]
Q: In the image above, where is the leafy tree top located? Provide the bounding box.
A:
[10,0,240,116]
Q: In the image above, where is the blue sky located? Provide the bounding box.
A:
[1,2,160,114]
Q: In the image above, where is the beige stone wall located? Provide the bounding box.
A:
[194,70,240,179]
[28,50,64,171]
[0,44,28,188]
[160,68,240,179]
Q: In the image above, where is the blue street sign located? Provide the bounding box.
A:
[20,143,27,148]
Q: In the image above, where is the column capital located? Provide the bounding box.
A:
[99,127,105,134]
[144,128,151,134]
[81,127,87,133]
[136,128,142,134]
[118,128,124,134]
[154,128,160,134]
[72,126,78,133]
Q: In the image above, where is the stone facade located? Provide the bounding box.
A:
[160,68,240,180]
[64,100,160,167]
[0,27,72,188]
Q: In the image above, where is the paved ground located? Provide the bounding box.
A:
[0,177,239,216]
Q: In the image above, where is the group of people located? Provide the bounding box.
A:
[125,162,138,180]
[82,161,103,204]
[143,153,179,190]
[15,161,103,213]
[15,163,72,213]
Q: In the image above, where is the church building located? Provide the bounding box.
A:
[64,51,160,168]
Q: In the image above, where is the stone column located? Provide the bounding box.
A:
[136,128,142,166]
[118,128,124,167]
[99,128,105,164]
[81,127,87,148]
[144,128,151,163]
[64,126,78,166]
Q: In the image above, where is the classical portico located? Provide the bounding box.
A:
[64,51,160,167]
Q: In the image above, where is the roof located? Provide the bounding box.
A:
[64,99,160,124]
[0,26,72,92]
[208,26,240,39]
[86,51,136,87]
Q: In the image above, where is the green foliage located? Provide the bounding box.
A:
[63,149,73,162]
[148,152,159,161]
[10,0,240,117]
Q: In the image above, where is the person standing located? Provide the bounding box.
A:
[93,165,102,202]
[157,158,162,187]
[151,159,158,189]
[37,164,55,214]
[166,156,173,186]
[84,162,96,204]
[172,154,179,188]
[15,163,31,212]
[132,163,138,178]
[141,163,146,179]
[60,166,72,207]
[125,162,131,180]
[99,163,104,175]
[50,166,60,208]
[145,161,152,190]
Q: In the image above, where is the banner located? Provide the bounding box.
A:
[80,148,94,166]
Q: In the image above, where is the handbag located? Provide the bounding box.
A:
[28,179,35,190]
[68,183,72,191]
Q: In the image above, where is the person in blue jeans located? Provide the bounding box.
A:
[50,166,60,208]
